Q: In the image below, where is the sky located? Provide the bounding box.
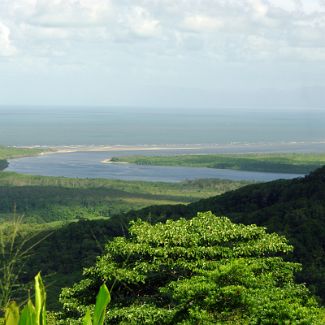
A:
[0,0,325,109]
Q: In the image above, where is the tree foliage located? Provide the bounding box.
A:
[111,152,325,174]
[0,173,246,222]
[124,166,325,302]
[60,212,324,324]
[0,160,8,172]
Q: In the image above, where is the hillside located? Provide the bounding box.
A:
[4,163,325,310]
[120,166,325,302]
[20,167,325,309]
[0,175,247,310]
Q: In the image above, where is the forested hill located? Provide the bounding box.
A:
[122,166,325,301]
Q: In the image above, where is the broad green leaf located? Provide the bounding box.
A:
[93,284,110,325]
[5,301,20,325]
[18,300,36,325]
[82,309,92,325]
[34,273,46,325]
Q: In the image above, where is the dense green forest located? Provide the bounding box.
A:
[1,146,325,323]
[60,212,325,324]
[7,166,325,313]
[0,177,246,309]
[111,152,325,173]
[3,213,325,324]
[120,166,325,303]
[0,172,248,222]
[0,149,248,310]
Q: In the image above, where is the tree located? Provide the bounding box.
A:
[60,212,324,324]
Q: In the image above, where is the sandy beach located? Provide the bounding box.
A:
[29,144,212,155]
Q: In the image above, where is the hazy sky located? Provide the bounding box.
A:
[1,0,325,109]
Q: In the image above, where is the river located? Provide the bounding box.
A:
[6,149,303,182]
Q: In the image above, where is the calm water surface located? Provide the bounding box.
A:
[0,106,325,146]
[7,150,303,182]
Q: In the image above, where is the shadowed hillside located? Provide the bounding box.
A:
[16,167,325,308]
[120,166,325,302]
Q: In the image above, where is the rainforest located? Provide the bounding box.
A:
[1,145,325,324]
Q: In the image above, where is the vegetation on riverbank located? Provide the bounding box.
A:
[111,152,325,174]
[0,146,44,171]
[0,161,8,171]
[0,172,249,222]
[0,146,43,160]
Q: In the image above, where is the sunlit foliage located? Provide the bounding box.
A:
[60,212,324,324]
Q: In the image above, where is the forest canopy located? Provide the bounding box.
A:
[60,212,324,324]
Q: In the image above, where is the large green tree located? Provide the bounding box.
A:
[60,212,324,324]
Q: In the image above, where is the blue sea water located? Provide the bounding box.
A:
[0,106,325,147]
[2,106,325,181]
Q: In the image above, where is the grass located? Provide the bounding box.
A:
[0,146,43,160]
[0,146,45,171]
[111,152,325,174]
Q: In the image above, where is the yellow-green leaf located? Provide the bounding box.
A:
[93,284,110,325]
[82,309,92,325]
[18,300,36,325]
[5,301,20,325]
[34,273,46,325]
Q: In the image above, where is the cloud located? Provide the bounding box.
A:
[0,22,17,56]
[27,0,114,28]
[182,15,224,32]
[1,0,325,108]
[1,0,325,63]
[249,0,269,17]
[125,6,161,38]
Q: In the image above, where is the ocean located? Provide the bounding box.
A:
[0,106,325,147]
[3,106,325,181]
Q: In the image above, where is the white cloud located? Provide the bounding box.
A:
[1,0,325,63]
[126,6,161,38]
[182,15,224,32]
[27,0,114,28]
[1,0,325,107]
[0,22,17,56]
[249,0,269,17]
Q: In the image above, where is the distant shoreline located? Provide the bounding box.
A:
[16,141,325,156]
[36,145,208,155]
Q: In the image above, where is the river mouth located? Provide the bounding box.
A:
[5,148,304,183]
